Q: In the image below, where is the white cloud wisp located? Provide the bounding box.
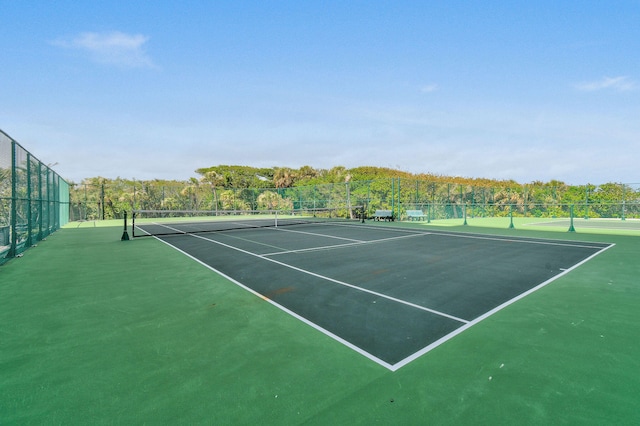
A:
[53,31,155,68]
[575,76,637,92]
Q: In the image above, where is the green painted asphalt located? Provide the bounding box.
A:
[1,221,639,425]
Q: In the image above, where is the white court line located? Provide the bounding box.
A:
[314,221,612,249]
[391,242,616,371]
[207,223,420,256]
[262,231,430,256]
[432,232,609,250]
[151,226,614,371]
[269,226,366,243]
[142,219,610,251]
[211,232,289,252]
[261,240,372,256]
[224,220,607,254]
[150,235,395,371]
[192,232,469,325]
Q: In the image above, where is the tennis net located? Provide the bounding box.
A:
[131,208,341,237]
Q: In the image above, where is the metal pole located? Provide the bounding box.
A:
[37,162,43,240]
[568,204,576,232]
[391,178,394,217]
[101,183,105,220]
[397,177,401,220]
[121,211,130,240]
[8,140,17,257]
[622,184,626,221]
[509,204,515,229]
[26,153,32,247]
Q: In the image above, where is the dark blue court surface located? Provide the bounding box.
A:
[155,223,612,370]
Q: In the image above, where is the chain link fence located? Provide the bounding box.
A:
[0,130,69,264]
[70,177,640,223]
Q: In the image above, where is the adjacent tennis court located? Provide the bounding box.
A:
[134,215,612,370]
[527,217,640,231]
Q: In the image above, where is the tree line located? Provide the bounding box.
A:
[68,165,640,221]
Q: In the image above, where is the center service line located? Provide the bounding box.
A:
[191,232,469,324]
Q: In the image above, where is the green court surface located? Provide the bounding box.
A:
[1,220,639,424]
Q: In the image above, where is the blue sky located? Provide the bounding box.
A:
[1,1,639,185]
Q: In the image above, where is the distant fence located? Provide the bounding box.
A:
[70,177,640,223]
[0,130,69,264]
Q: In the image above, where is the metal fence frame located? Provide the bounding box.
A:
[0,130,70,264]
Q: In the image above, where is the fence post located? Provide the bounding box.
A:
[509,204,515,229]
[397,177,401,219]
[8,139,17,258]
[44,168,50,237]
[26,153,32,247]
[568,204,576,232]
[622,185,626,221]
[101,183,105,220]
[391,178,394,217]
[37,162,43,240]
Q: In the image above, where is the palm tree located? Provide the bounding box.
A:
[345,173,353,218]
[274,167,297,188]
[181,177,200,210]
[200,171,225,212]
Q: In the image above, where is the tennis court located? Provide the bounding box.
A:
[4,219,639,424]
[135,216,612,370]
[527,217,640,231]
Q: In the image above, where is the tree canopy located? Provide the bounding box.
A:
[66,165,639,221]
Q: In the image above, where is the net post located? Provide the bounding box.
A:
[463,204,468,225]
[121,211,130,241]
